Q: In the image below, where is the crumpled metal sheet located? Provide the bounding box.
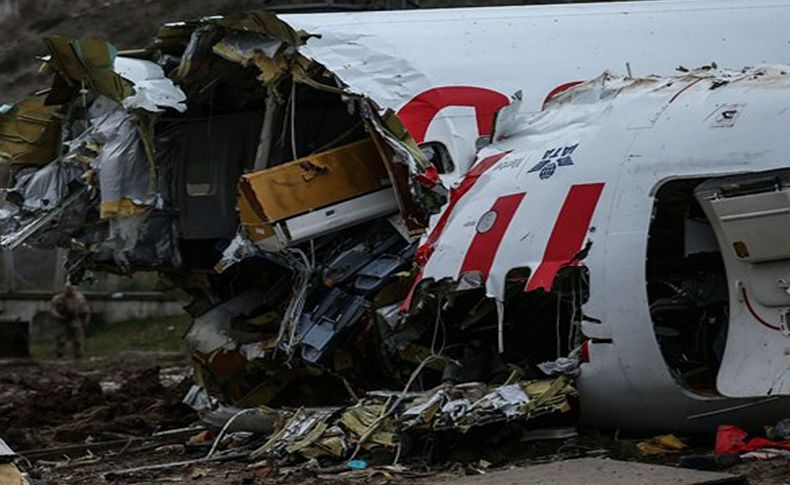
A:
[211,31,283,66]
[114,57,187,113]
[538,355,580,377]
[296,29,428,110]
[90,109,153,218]
[251,376,575,460]
[1,87,173,253]
[185,288,269,354]
[44,37,186,113]
[0,97,62,168]
[215,231,259,273]
[8,161,82,213]
[44,36,134,103]
[0,55,178,253]
[0,436,15,458]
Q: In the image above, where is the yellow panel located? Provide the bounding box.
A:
[44,37,132,102]
[239,138,390,224]
[237,192,274,242]
[0,97,61,167]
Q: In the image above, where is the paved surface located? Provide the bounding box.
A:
[443,458,744,485]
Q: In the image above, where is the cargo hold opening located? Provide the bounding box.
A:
[647,178,729,395]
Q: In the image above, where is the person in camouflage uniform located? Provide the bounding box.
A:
[51,283,90,358]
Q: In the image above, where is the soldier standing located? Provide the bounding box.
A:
[51,283,90,358]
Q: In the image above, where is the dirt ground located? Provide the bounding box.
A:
[1,352,788,484]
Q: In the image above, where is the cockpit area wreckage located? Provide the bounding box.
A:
[1,8,789,466]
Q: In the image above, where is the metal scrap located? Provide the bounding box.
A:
[250,376,575,461]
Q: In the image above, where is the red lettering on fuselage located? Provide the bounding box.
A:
[397,86,510,143]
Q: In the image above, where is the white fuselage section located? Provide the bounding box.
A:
[284,0,790,182]
[414,68,790,431]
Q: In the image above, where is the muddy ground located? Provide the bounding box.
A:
[1,352,788,484]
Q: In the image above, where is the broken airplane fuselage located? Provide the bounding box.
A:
[1,2,789,436]
[409,68,790,431]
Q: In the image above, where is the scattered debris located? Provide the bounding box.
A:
[637,434,688,456]
[766,418,790,441]
[250,376,575,462]
[714,425,790,456]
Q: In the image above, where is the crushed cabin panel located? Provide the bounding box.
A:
[239,138,393,241]
[44,37,134,103]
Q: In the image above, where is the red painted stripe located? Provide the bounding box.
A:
[526,183,605,292]
[397,86,509,143]
[542,81,583,109]
[415,151,511,266]
[741,286,782,331]
[460,192,526,279]
[404,151,512,314]
[669,78,703,104]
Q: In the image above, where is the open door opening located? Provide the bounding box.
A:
[647,179,729,395]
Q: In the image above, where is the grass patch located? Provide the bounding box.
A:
[31,314,192,358]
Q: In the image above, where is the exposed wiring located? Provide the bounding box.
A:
[347,353,443,461]
[430,294,446,356]
[276,248,314,357]
[290,80,298,161]
[392,440,403,465]
[206,408,259,458]
[350,294,458,461]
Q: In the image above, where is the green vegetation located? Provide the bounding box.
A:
[31,314,192,358]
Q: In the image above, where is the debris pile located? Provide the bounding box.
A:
[251,376,575,462]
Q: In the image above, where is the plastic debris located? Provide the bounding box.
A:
[636,434,688,456]
[347,459,368,470]
[765,418,790,440]
[714,424,790,456]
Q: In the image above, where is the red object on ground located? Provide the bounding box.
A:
[714,424,790,455]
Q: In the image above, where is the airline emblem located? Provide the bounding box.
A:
[529,144,579,179]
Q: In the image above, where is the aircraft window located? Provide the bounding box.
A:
[420,141,455,174]
[186,148,216,196]
[646,178,729,395]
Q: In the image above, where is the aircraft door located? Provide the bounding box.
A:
[695,170,790,397]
